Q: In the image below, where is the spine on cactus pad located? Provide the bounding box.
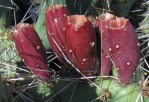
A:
[109,17,140,84]
[64,15,97,76]
[13,23,51,79]
[45,4,70,62]
[96,12,116,76]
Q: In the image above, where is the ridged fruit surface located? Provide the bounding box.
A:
[65,15,97,76]
[45,4,70,62]
[13,23,50,79]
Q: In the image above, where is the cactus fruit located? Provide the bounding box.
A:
[109,17,140,84]
[45,4,70,62]
[65,15,97,76]
[13,23,51,79]
[96,12,116,76]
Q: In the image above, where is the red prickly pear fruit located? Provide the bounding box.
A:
[13,23,50,79]
[96,13,116,76]
[45,4,70,62]
[109,18,140,84]
[65,15,97,76]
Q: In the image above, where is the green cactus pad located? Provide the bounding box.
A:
[49,78,149,102]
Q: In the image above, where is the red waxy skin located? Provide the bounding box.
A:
[65,15,97,76]
[13,23,50,79]
[45,4,70,62]
[109,18,140,84]
[96,13,115,75]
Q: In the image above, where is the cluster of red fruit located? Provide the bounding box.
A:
[13,4,140,85]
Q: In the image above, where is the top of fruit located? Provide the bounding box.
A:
[13,23,33,32]
[67,15,87,26]
[109,17,128,29]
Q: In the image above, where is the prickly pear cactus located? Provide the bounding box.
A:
[0,0,21,78]
[34,0,51,50]
[0,29,21,78]
[1,0,149,102]
[49,78,149,102]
